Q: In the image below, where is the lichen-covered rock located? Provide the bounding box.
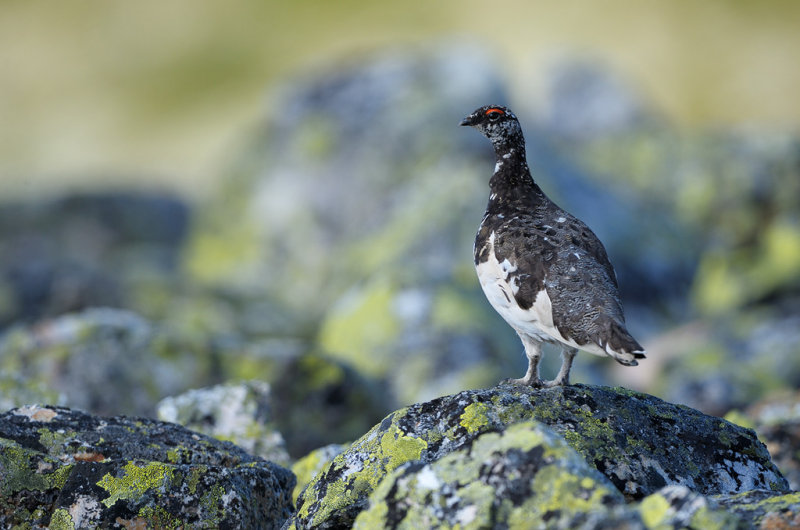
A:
[715,490,800,528]
[270,352,391,458]
[636,485,745,529]
[0,372,62,413]
[352,421,639,529]
[0,405,294,529]
[739,391,800,491]
[291,444,347,503]
[0,192,189,328]
[156,380,291,467]
[0,308,209,417]
[291,384,787,528]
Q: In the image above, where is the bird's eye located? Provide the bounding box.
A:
[485,108,504,121]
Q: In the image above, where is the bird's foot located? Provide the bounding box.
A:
[540,378,569,388]
[500,377,544,388]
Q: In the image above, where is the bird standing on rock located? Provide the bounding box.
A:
[461,105,645,387]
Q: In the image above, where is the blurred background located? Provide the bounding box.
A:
[1,1,799,458]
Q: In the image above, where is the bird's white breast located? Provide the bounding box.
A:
[475,231,609,357]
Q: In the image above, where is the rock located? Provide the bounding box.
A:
[0,404,294,529]
[651,309,800,417]
[542,58,657,143]
[269,352,391,458]
[0,372,62,413]
[636,486,743,529]
[156,380,291,467]
[0,308,212,417]
[716,490,800,528]
[290,384,787,528]
[738,391,800,491]
[352,421,638,529]
[290,444,347,504]
[0,192,189,328]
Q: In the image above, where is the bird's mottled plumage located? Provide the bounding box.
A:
[461,105,645,387]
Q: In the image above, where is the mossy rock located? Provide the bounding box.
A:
[291,384,788,528]
[0,405,294,529]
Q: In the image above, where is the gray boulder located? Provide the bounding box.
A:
[156,380,291,467]
[0,404,294,529]
[0,308,208,417]
[290,443,347,504]
[0,192,189,328]
[353,421,640,529]
[290,384,787,528]
[739,390,800,491]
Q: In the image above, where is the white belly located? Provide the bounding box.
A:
[476,231,610,358]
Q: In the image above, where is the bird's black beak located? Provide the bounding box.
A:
[459,114,477,127]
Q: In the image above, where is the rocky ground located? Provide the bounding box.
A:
[2,384,799,528]
[1,44,799,527]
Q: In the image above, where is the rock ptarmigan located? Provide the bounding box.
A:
[461,105,646,387]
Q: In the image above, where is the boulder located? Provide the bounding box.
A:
[269,352,391,458]
[290,384,787,528]
[0,192,189,328]
[353,421,638,529]
[0,404,294,529]
[290,444,347,503]
[156,380,291,467]
[738,391,800,491]
[0,308,210,417]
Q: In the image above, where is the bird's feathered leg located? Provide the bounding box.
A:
[504,333,543,387]
[543,347,578,387]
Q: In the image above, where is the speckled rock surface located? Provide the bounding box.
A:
[0,405,294,529]
[0,308,210,417]
[291,443,347,503]
[290,384,788,528]
[715,490,800,528]
[742,391,800,491]
[156,380,291,467]
[352,421,638,529]
[636,485,744,529]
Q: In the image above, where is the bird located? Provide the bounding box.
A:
[460,105,645,387]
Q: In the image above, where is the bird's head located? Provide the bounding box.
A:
[459,105,524,151]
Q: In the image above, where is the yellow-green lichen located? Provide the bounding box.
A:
[355,422,622,529]
[186,465,207,495]
[530,463,616,517]
[638,493,671,529]
[97,461,175,508]
[722,409,755,431]
[297,421,427,525]
[48,508,75,530]
[36,428,74,454]
[743,491,800,511]
[352,498,390,529]
[689,505,741,530]
[380,426,428,473]
[0,439,74,495]
[291,447,340,502]
[318,280,401,378]
[459,402,491,434]
[138,504,183,529]
[200,483,227,526]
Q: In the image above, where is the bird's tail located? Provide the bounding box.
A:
[602,320,646,366]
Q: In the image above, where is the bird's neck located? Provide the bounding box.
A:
[488,144,535,192]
